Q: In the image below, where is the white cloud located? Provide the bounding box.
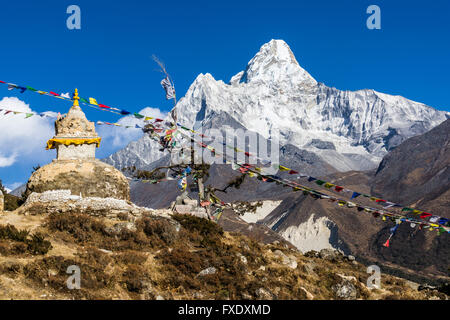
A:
[97,107,167,152]
[0,97,55,168]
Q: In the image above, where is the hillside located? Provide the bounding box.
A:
[0,207,446,300]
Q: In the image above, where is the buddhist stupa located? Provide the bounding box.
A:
[25,89,130,200]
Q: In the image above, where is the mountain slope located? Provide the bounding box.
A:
[255,120,450,283]
[371,118,450,213]
[105,39,448,173]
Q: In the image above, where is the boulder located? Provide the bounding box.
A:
[197,267,217,277]
[255,288,274,300]
[319,248,342,261]
[332,280,357,300]
[273,250,298,269]
[105,222,137,236]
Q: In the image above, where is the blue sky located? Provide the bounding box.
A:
[0,0,449,190]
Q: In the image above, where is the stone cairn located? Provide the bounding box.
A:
[18,89,155,220]
[25,89,130,200]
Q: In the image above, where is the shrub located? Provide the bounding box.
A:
[0,224,51,255]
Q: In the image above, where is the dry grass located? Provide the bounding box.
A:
[0,211,446,300]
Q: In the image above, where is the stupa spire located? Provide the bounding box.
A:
[73,88,80,107]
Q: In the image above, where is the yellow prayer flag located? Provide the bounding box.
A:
[89,98,98,106]
[144,117,153,121]
[279,165,290,171]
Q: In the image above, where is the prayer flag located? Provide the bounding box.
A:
[351,192,361,199]
[161,76,176,100]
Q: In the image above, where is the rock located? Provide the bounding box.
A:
[302,261,317,276]
[197,267,217,277]
[236,253,248,264]
[255,288,274,300]
[105,222,137,235]
[156,295,164,300]
[241,292,253,300]
[47,269,58,277]
[174,205,209,219]
[273,250,298,269]
[174,191,189,205]
[347,255,356,261]
[183,199,198,207]
[405,280,420,291]
[319,248,342,261]
[193,292,204,299]
[98,249,113,254]
[174,205,192,214]
[332,276,358,300]
[299,286,314,300]
[304,250,319,258]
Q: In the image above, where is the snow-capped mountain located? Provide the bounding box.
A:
[105,39,448,172]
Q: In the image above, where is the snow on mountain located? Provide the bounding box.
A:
[105,39,448,172]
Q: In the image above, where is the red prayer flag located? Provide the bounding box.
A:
[420,212,432,219]
[239,167,248,173]
[383,239,390,248]
[289,170,299,174]
[98,104,111,109]
[335,186,344,192]
[155,118,163,122]
[49,91,60,96]
[0,80,5,83]
[375,199,386,203]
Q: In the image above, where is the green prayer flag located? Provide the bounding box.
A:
[315,180,325,186]
[134,113,144,119]
[25,113,33,118]
[26,86,37,92]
